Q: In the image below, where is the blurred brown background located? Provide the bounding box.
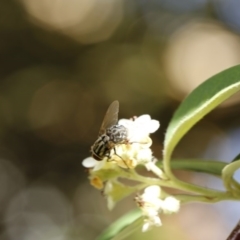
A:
[1,0,240,239]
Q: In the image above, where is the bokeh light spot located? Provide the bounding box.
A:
[20,0,124,44]
[5,187,73,240]
[164,20,240,102]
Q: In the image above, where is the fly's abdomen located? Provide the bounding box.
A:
[91,135,111,160]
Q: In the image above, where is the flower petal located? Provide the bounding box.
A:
[162,197,180,214]
[134,114,151,124]
[143,185,161,198]
[142,221,150,232]
[145,162,164,178]
[142,215,162,232]
[82,157,98,168]
[147,120,160,133]
[118,119,134,129]
[136,148,152,163]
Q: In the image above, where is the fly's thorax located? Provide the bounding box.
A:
[91,134,111,161]
[106,124,128,144]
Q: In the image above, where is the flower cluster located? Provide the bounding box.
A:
[135,186,180,232]
[82,114,160,171]
[82,115,162,189]
[82,114,174,230]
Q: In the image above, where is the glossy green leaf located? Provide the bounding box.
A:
[163,65,240,176]
[111,217,142,240]
[96,209,142,240]
[231,153,240,162]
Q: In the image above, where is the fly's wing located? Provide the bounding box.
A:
[98,100,119,136]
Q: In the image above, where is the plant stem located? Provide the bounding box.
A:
[157,159,226,176]
[122,169,226,197]
[176,192,238,204]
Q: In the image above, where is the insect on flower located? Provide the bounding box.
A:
[91,100,128,162]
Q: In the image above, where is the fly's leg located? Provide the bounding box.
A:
[113,147,129,168]
[106,152,113,162]
[105,146,129,168]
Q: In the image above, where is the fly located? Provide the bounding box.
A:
[91,100,128,161]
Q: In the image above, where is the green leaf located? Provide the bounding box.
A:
[96,209,142,240]
[111,217,142,240]
[163,65,240,177]
[157,159,227,176]
[231,153,240,162]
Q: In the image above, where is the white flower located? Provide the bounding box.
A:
[111,142,154,169]
[145,161,164,178]
[82,157,123,190]
[82,157,106,171]
[136,186,180,232]
[82,151,124,171]
[82,156,99,169]
[135,186,163,232]
[142,215,162,232]
[104,181,115,210]
[161,196,180,214]
[119,114,160,143]
[140,186,163,213]
[111,115,160,168]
